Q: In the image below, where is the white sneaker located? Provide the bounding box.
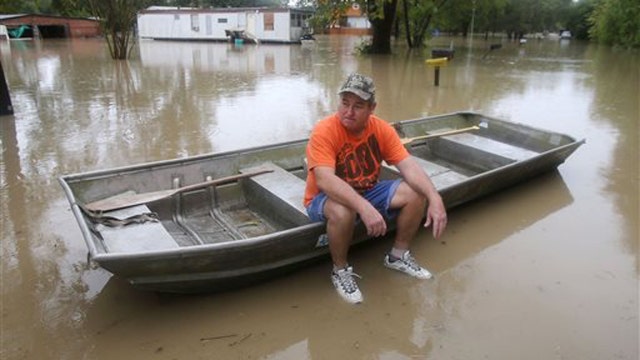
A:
[384,251,433,279]
[331,266,363,304]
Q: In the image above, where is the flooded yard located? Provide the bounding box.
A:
[1,35,638,359]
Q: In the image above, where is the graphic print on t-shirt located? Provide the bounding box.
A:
[335,134,383,192]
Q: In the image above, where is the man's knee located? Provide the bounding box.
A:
[393,182,425,208]
[406,191,426,211]
[325,199,357,223]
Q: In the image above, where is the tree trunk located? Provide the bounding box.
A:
[406,0,449,48]
[411,14,433,47]
[89,0,144,60]
[402,0,413,48]
[368,0,398,54]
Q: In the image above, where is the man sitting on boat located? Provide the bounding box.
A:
[304,73,448,304]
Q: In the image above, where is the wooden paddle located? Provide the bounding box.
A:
[401,125,480,145]
[83,169,274,212]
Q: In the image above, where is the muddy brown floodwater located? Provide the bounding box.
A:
[1,36,638,359]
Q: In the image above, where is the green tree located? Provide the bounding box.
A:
[173,0,288,7]
[0,0,51,13]
[87,0,153,60]
[363,0,455,53]
[589,0,640,48]
[306,0,350,31]
[565,0,595,40]
[400,0,449,47]
[51,0,90,17]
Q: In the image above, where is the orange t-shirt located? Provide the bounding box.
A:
[304,113,410,207]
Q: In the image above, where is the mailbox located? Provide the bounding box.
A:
[425,57,448,67]
[425,57,449,86]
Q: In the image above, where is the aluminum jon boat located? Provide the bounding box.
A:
[59,111,585,293]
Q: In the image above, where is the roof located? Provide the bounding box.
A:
[0,14,28,20]
[0,13,99,21]
[139,6,313,15]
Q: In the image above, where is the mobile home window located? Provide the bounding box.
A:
[218,18,228,23]
[264,13,274,31]
[191,14,199,31]
[291,14,300,27]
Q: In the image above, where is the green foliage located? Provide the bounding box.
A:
[435,0,591,40]
[1,0,89,16]
[0,0,50,13]
[0,0,290,15]
[191,0,288,7]
[565,0,595,40]
[589,0,640,48]
[88,0,153,60]
[355,37,373,53]
[308,0,350,30]
[403,0,442,45]
[51,0,91,17]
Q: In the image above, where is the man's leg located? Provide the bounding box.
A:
[323,198,357,268]
[390,182,426,249]
[322,198,363,303]
[384,182,433,279]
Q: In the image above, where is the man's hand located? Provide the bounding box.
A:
[396,157,448,239]
[359,203,387,237]
[423,196,447,239]
[314,166,387,237]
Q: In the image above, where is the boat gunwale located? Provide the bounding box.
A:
[58,137,310,184]
[395,110,584,146]
[89,222,325,262]
[437,139,585,189]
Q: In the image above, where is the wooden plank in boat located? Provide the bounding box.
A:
[441,133,539,161]
[239,162,308,222]
[96,204,179,253]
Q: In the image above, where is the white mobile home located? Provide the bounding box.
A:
[137,6,314,44]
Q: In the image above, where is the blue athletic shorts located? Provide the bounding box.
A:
[306,179,403,222]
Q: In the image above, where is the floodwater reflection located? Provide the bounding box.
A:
[0,36,637,359]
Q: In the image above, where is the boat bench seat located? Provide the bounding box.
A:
[384,156,469,189]
[95,204,180,253]
[440,133,539,162]
[240,162,310,225]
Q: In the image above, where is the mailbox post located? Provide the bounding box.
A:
[425,57,448,87]
[0,59,13,116]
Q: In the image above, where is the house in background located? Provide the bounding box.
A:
[327,3,371,35]
[0,14,100,39]
[137,6,314,44]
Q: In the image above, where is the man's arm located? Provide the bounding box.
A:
[395,158,448,238]
[313,166,388,237]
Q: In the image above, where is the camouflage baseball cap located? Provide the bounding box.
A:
[338,73,376,102]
